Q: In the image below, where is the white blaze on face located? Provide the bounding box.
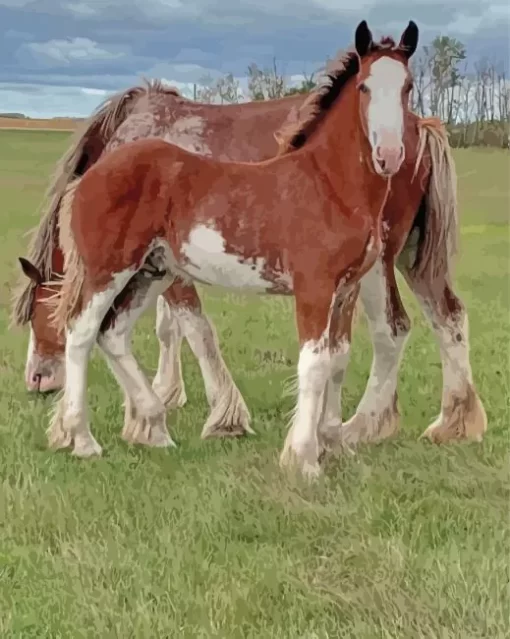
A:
[364,57,408,175]
[181,224,269,291]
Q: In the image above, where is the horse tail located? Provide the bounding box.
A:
[45,178,85,336]
[10,82,152,327]
[411,117,459,280]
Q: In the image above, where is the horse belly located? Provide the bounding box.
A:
[180,224,272,292]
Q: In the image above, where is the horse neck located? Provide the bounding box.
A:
[304,84,370,188]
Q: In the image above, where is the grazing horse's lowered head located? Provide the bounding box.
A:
[18,256,65,393]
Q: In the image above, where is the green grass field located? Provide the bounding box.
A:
[0,129,509,638]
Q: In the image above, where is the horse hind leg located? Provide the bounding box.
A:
[97,268,177,448]
[400,262,487,444]
[47,270,135,457]
[152,294,187,409]
[152,282,252,438]
[175,303,253,439]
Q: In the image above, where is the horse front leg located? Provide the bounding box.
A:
[317,286,359,453]
[280,276,358,478]
[47,276,133,457]
[341,256,411,446]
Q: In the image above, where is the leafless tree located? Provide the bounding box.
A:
[195,74,219,104]
[247,58,286,100]
[236,35,509,147]
[410,48,432,116]
[216,73,242,104]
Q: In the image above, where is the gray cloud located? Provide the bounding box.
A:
[0,0,508,116]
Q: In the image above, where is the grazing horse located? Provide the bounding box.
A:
[13,80,309,439]
[14,24,487,450]
[30,20,423,476]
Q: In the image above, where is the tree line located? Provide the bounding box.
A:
[193,35,509,149]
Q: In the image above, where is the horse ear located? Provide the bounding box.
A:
[398,20,419,59]
[355,20,373,58]
[19,257,43,284]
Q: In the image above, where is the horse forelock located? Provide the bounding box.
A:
[377,36,397,50]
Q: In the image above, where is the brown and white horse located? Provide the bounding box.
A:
[22,21,431,476]
[13,22,486,455]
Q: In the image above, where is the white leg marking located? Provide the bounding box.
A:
[176,307,252,438]
[342,260,409,446]
[418,303,487,443]
[47,276,133,457]
[98,280,176,448]
[280,340,332,478]
[318,341,351,449]
[434,311,473,393]
[152,295,187,409]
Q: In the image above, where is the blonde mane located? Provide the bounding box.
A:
[414,117,459,277]
[44,178,85,337]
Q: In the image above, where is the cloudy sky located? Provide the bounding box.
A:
[2,0,509,117]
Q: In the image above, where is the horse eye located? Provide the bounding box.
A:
[359,83,369,94]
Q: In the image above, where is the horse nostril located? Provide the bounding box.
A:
[378,158,386,171]
[32,373,42,392]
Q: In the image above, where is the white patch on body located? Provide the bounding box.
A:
[164,116,212,156]
[181,224,270,291]
[364,57,407,147]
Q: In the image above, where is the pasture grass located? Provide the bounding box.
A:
[0,130,509,638]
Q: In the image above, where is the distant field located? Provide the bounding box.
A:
[0,129,508,638]
[0,117,81,130]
